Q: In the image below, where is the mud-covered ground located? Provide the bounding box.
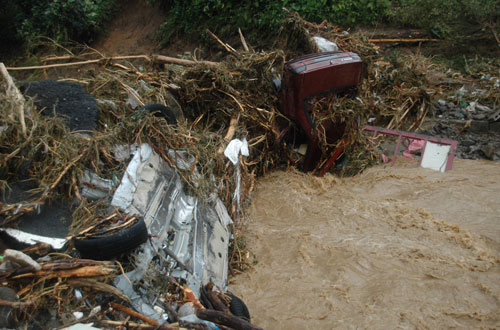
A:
[230,159,500,329]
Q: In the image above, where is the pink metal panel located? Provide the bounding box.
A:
[364,125,458,171]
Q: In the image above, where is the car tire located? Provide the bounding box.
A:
[140,103,180,126]
[74,217,148,260]
[227,293,250,321]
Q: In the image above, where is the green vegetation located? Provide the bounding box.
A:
[2,0,497,52]
[0,0,116,47]
[390,0,500,41]
[156,0,391,44]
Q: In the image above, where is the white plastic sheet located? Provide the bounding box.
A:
[312,36,339,52]
[224,138,249,165]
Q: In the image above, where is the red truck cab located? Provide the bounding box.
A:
[278,51,363,173]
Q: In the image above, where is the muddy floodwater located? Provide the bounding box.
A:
[230,159,500,329]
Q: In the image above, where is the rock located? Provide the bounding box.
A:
[480,144,497,160]
[489,121,500,134]
[178,303,195,318]
[490,109,500,122]
[3,249,41,271]
[453,110,465,120]
[473,113,486,120]
[461,140,475,147]
[475,104,491,112]
[466,101,477,112]
[20,80,98,132]
[469,120,489,133]
[494,151,500,161]
[0,286,18,328]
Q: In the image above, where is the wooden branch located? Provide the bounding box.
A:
[11,264,116,280]
[0,62,27,136]
[217,90,244,153]
[224,114,240,142]
[99,320,183,329]
[206,29,238,56]
[2,120,37,166]
[110,302,159,326]
[71,212,119,238]
[67,278,131,303]
[162,245,190,272]
[87,215,137,237]
[196,308,263,330]
[0,298,32,309]
[154,55,218,67]
[161,300,179,323]
[40,152,85,199]
[368,38,439,43]
[5,56,150,70]
[182,286,205,310]
[21,243,52,259]
[5,55,218,71]
[217,113,240,154]
[206,291,230,313]
[200,286,214,310]
[484,22,500,47]
[238,28,250,51]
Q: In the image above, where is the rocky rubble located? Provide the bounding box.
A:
[424,83,500,161]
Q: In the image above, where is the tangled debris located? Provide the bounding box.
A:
[0,12,498,329]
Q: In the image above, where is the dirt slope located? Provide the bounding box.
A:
[230,159,500,329]
[92,0,166,55]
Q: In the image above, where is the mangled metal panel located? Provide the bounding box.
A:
[111,144,230,295]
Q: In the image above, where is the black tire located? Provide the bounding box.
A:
[140,103,179,126]
[74,217,148,260]
[228,293,250,321]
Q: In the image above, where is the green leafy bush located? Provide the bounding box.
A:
[157,0,390,43]
[390,0,500,40]
[1,0,116,46]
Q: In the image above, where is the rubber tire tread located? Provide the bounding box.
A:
[228,293,251,321]
[141,103,178,126]
[74,218,148,260]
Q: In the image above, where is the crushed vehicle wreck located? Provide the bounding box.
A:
[0,143,245,327]
[109,143,231,296]
[105,143,240,325]
[275,51,363,174]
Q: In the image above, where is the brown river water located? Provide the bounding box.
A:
[230,159,500,329]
